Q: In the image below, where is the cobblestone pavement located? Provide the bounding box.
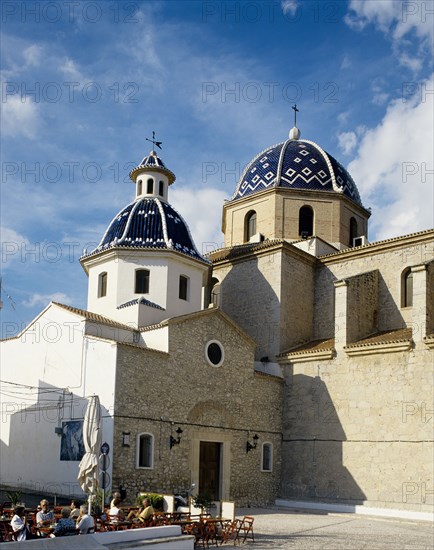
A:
[236,508,434,550]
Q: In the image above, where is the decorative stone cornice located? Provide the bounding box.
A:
[319,229,434,264]
[424,335,434,349]
[208,238,317,267]
[344,328,413,356]
[277,338,335,363]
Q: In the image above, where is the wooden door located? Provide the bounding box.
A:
[199,441,221,500]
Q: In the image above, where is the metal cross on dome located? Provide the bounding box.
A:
[292,104,299,126]
[146,131,163,152]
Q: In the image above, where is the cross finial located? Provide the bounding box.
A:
[292,104,299,127]
[146,130,163,153]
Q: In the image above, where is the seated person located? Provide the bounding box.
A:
[127,497,154,521]
[51,508,76,537]
[108,498,125,522]
[136,498,154,523]
[69,500,81,520]
[10,506,32,541]
[76,504,95,535]
[36,499,54,527]
[109,491,121,509]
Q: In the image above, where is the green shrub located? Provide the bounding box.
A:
[192,493,214,512]
[6,491,22,506]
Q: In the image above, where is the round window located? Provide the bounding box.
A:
[205,340,224,367]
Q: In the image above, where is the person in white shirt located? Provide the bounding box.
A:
[36,499,54,527]
[76,504,95,535]
[108,497,125,522]
[10,506,30,541]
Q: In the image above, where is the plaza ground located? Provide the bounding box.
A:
[237,507,433,550]
[1,489,432,549]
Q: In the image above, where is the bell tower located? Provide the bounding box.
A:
[80,137,210,328]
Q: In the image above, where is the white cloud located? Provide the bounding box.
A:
[347,73,434,240]
[171,187,227,255]
[371,79,390,106]
[23,292,74,308]
[398,52,423,73]
[1,96,41,139]
[344,0,433,72]
[372,91,389,106]
[340,54,352,70]
[338,131,358,155]
[23,44,43,67]
[59,58,86,81]
[281,0,299,16]
[337,111,350,125]
[1,226,31,267]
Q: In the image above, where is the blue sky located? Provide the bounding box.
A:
[1,0,433,336]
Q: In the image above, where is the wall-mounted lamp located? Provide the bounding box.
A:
[169,427,183,449]
[246,433,259,453]
[122,431,131,447]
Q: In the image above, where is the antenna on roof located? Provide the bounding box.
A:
[146,130,163,153]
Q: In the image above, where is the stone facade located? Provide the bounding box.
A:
[210,227,434,515]
[111,309,283,506]
[280,345,433,513]
[2,132,432,520]
[222,187,370,249]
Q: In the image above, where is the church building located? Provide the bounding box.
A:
[1,121,433,519]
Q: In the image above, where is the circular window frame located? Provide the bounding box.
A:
[205,340,224,368]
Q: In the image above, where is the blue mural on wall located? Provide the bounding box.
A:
[60,420,85,461]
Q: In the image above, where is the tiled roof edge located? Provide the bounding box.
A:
[319,229,434,259]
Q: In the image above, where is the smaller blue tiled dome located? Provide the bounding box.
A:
[231,138,362,206]
[83,197,208,263]
[130,150,176,184]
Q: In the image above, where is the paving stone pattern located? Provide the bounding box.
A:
[237,508,433,550]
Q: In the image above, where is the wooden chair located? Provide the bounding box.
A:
[199,519,218,548]
[94,517,109,532]
[6,523,22,541]
[216,519,239,545]
[237,516,254,543]
[104,515,121,531]
[0,522,14,542]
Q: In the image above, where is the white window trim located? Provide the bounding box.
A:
[261,442,273,472]
[205,340,224,368]
[136,432,154,469]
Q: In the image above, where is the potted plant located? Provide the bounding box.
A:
[192,493,214,515]
[6,490,23,507]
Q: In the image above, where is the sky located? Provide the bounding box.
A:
[1,0,433,337]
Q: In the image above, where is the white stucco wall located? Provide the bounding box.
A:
[0,304,117,498]
[85,250,208,328]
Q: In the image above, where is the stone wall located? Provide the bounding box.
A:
[425,260,434,336]
[280,346,433,513]
[280,251,315,351]
[314,237,434,340]
[213,251,283,360]
[223,188,369,249]
[112,310,283,506]
[214,246,316,359]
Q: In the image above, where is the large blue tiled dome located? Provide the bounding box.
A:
[84,198,208,263]
[231,138,362,206]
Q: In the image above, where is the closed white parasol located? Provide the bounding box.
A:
[77,395,102,514]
